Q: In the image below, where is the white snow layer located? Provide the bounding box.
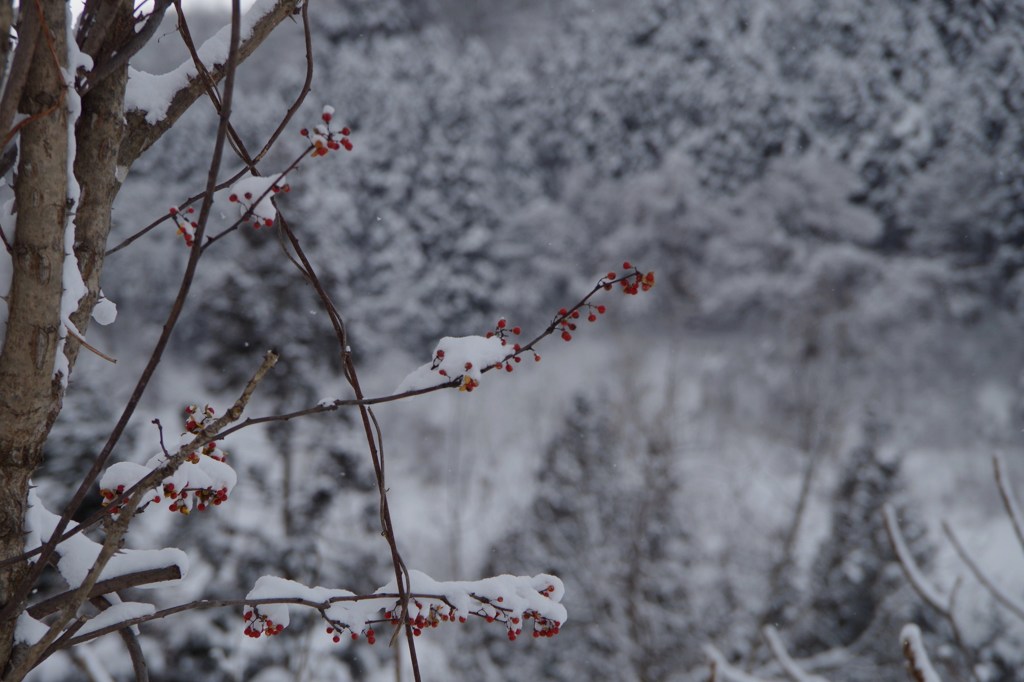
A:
[25,489,189,590]
[396,335,508,393]
[76,602,157,637]
[125,0,281,125]
[245,570,566,634]
[14,612,50,646]
[92,292,117,326]
[54,16,93,386]
[227,174,285,226]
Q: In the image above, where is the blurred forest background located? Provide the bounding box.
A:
[31,0,1024,679]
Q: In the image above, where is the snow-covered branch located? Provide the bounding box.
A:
[762,626,831,682]
[119,0,302,166]
[882,504,947,612]
[900,624,942,682]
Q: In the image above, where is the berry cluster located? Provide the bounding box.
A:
[169,205,198,247]
[324,623,376,646]
[302,105,353,157]
[227,182,290,228]
[604,261,655,295]
[384,602,466,637]
[376,591,562,643]
[99,484,127,514]
[159,480,229,515]
[183,403,215,434]
[243,609,284,638]
[485,318,537,373]
[553,303,605,343]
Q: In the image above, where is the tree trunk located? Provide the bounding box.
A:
[0,0,68,669]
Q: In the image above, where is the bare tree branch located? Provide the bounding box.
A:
[993,454,1024,556]
[942,520,1024,622]
[900,624,942,682]
[79,1,171,96]
[118,0,301,168]
[26,565,182,620]
[762,626,831,682]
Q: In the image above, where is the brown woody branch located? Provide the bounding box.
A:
[118,0,301,168]
[26,566,182,620]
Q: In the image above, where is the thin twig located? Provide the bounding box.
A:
[993,454,1024,555]
[61,323,117,364]
[942,520,1024,622]
[762,625,831,682]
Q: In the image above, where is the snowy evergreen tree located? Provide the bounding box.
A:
[453,395,695,681]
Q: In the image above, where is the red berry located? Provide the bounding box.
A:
[514,356,521,363]
[607,271,616,279]
[505,364,513,373]
[512,326,521,335]
[228,194,238,202]
[300,128,309,136]
[588,314,597,322]
[436,350,445,358]
[561,331,572,342]
[497,319,507,329]
[534,354,541,362]
[558,308,568,316]
[465,362,473,370]
[597,305,606,314]
[322,112,333,123]
[623,261,632,269]
[332,635,340,643]
[341,127,351,136]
